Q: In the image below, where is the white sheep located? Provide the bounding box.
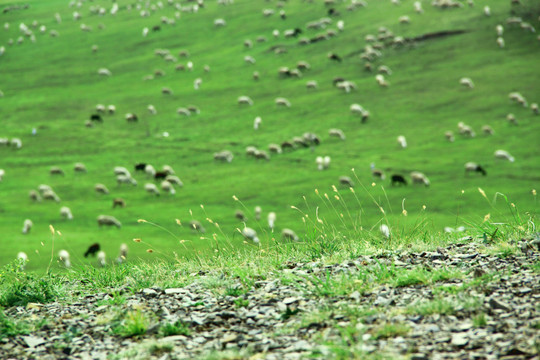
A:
[337,20,344,31]
[275,97,291,107]
[194,78,202,90]
[339,176,354,187]
[214,150,234,163]
[254,116,262,130]
[410,171,430,186]
[531,103,539,115]
[74,162,87,173]
[482,125,495,135]
[458,122,476,137]
[380,224,390,238]
[97,68,112,76]
[117,175,137,186]
[114,166,131,177]
[397,135,407,148]
[60,206,73,220]
[350,103,365,114]
[97,215,122,228]
[214,18,226,27]
[241,227,259,244]
[165,175,183,186]
[316,156,331,170]
[10,138,22,149]
[244,55,255,64]
[142,27,149,37]
[267,212,276,230]
[282,228,299,241]
[268,144,282,154]
[22,219,33,234]
[460,77,474,89]
[116,243,128,263]
[484,5,491,16]
[145,164,156,178]
[506,113,518,125]
[17,252,28,271]
[497,37,505,48]
[38,184,52,194]
[306,80,318,89]
[58,249,71,268]
[50,166,65,176]
[399,16,410,24]
[254,206,262,221]
[465,162,487,176]
[0,169,4,181]
[496,24,504,36]
[329,128,346,140]
[337,80,358,92]
[508,92,528,107]
[148,104,157,115]
[375,74,389,87]
[97,251,106,267]
[494,149,515,162]
[144,183,160,196]
[107,105,116,114]
[43,189,61,202]
[177,107,191,116]
[414,1,423,13]
[238,96,253,106]
[161,180,175,195]
[95,183,110,195]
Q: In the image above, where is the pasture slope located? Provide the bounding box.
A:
[0,0,539,272]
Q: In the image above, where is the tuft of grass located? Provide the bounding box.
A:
[372,323,410,340]
[233,298,250,308]
[113,310,149,338]
[159,320,191,337]
[0,308,30,340]
[472,313,487,328]
[149,343,173,356]
[0,262,59,307]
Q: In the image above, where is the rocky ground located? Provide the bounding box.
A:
[1,238,539,360]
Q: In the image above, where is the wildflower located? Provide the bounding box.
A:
[332,185,338,193]
[232,195,238,201]
[49,224,55,235]
[137,219,147,223]
[133,238,141,243]
[146,249,154,253]
[175,219,182,225]
[334,195,340,200]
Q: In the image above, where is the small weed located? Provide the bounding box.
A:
[281,306,301,320]
[159,320,191,337]
[0,262,58,307]
[225,286,245,297]
[407,298,456,316]
[190,301,205,307]
[0,308,30,339]
[149,342,173,356]
[234,298,250,308]
[372,323,410,340]
[114,310,149,338]
[472,313,487,328]
[96,292,126,306]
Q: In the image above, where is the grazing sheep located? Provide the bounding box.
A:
[399,16,410,24]
[97,68,112,76]
[145,164,156,177]
[508,92,528,107]
[214,150,234,163]
[60,206,73,220]
[22,219,33,234]
[10,138,22,149]
[114,166,131,177]
[506,113,518,125]
[0,169,4,181]
[17,252,28,271]
[135,163,147,172]
[459,77,474,89]
[267,212,276,230]
[531,103,539,115]
[410,171,430,187]
[484,5,490,16]
[241,227,259,244]
[147,105,157,115]
[414,1,424,13]
[465,162,487,176]
[50,167,65,176]
[113,198,126,208]
[214,18,226,27]
[268,144,282,154]
[97,251,106,267]
[95,183,109,195]
[189,220,206,233]
[84,243,100,257]
[339,176,354,187]
[397,135,407,148]
[162,87,173,95]
[144,183,160,196]
[337,80,357,92]
[177,107,191,116]
[375,74,389,87]
[165,175,183,187]
[482,125,495,135]
[445,130,455,142]
[74,162,87,173]
[116,243,128,264]
[117,175,137,186]
[97,215,122,228]
[255,150,270,161]
[328,52,342,62]
[254,116,262,130]
[494,150,515,162]
[29,190,41,202]
[316,156,331,171]
[282,228,299,241]
[43,189,61,202]
[496,37,505,48]
[235,210,247,222]
[244,55,256,64]
[329,128,346,140]
[160,180,175,195]
[253,71,260,81]
[275,97,291,107]
[107,105,116,114]
[306,80,318,89]
[125,113,138,122]
[496,24,504,36]
[238,96,253,106]
[58,250,71,268]
[380,224,390,238]
[378,65,392,75]
[458,122,476,137]
[254,206,262,221]
[350,103,365,114]
[391,174,407,186]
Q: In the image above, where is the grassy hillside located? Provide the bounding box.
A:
[0,0,539,271]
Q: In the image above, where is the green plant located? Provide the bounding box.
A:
[149,343,173,356]
[234,298,250,308]
[372,323,410,340]
[0,308,30,339]
[0,262,58,307]
[159,320,191,337]
[472,313,487,328]
[114,310,149,338]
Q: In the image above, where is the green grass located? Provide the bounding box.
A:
[0,0,538,273]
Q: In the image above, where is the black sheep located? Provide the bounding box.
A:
[84,243,100,257]
[391,174,407,186]
[134,163,147,172]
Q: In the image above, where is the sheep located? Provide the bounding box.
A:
[316,156,331,170]
[116,243,128,263]
[58,250,71,268]
[496,37,505,48]
[244,39,253,48]
[238,96,253,106]
[410,171,430,187]
[375,74,389,87]
[496,25,504,36]
[38,184,52,194]
[114,166,131,177]
[235,210,247,222]
[459,77,474,89]
[506,113,518,125]
[378,65,392,75]
[10,138,22,149]
[339,176,354,187]
[97,251,106,267]
[74,162,87,173]
[95,183,109,195]
[43,189,61,202]
[306,80,318,89]
[214,18,226,27]
[458,122,476,137]
[465,162,487,176]
[531,103,539,115]
[275,97,291,107]
[97,215,122,228]
[161,180,175,195]
[508,92,528,107]
[328,52,342,62]
[350,103,365,114]
[282,228,299,241]
[371,168,386,180]
[445,130,455,142]
[253,71,260,81]
[484,5,491,16]
[29,190,41,202]
[391,174,407,186]
[399,16,410,24]
[22,219,33,234]
[108,105,116,114]
[189,220,206,233]
[17,252,28,271]
[153,171,167,180]
[148,105,157,115]
[397,135,407,148]
[255,150,270,161]
[267,212,276,230]
[494,150,515,162]
[113,198,126,208]
[162,87,173,95]
[214,150,234,163]
[97,68,112,76]
[254,206,262,221]
[337,81,357,92]
[0,169,4,181]
[144,183,160,196]
[117,175,137,186]
[145,164,156,177]
[194,78,202,90]
[268,144,282,154]
[329,128,346,140]
[380,224,390,239]
[241,227,259,244]
[244,55,256,64]
[60,206,73,220]
[482,125,495,135]
[84,243,100,257]
[414,1,424,13]
[177,108,191,116]
[337,20,344,31]
[125,113,138,122]
[254,116,262,130]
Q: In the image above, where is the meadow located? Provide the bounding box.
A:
[0,0,539,272]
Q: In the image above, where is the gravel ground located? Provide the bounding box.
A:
[1,239,539,360]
